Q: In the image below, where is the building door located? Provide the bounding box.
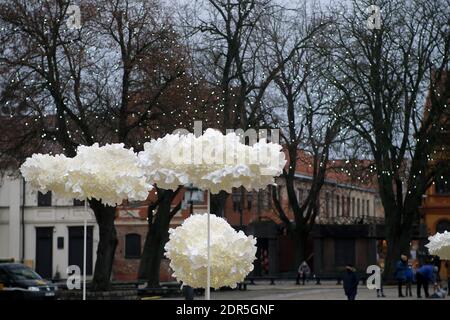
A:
[35,227,53,279]
[68,226,93,275]
[334,238,356,268]
[254,238,269,276]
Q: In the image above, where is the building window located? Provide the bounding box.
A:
[367,199,371,216]
[435,172,450,194]
[125,233,141,259]
[351,198,355,217]
[73,199,85,206]
[342,196,345,217]
[346,197,350,217]
[37,191,52,207]
[357,198,360,216]
[325,192,330,216]
[331,193,335,217]
[336,195,341,217]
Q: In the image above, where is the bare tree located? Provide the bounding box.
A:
[0,0,190,290]
[322,0,449,277]
[261,4,343,265]
[182,0,330,220]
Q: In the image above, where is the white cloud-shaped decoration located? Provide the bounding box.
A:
[164,213,257,289]
[139,128,286,193]
[20,143,152,206]
[66,143,152,206]
[20,153,74,198]
[426,231,450,259]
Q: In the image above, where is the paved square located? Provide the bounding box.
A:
[161,280,449,300]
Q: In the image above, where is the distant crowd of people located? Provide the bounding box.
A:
[294,255,448,300]
[340,254,448,300]
[394,254,446,299]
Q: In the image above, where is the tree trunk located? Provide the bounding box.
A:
[138,190,174,287]
[384,232,411,279]
[383,207,411,280]
[291,226,309,271]
[89,198,118,291]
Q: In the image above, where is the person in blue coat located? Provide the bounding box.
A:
[404,264,414,297]
[394,254,408,297]
[416,264,438,298]
[343,264,358,300]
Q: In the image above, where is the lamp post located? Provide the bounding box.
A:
[184,184,203,215]
[83,200,88,300]
[183,184,204,300]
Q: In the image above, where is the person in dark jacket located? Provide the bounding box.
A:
[416,264,438,298]
[296,261,311,285]
[394,254,408,297]
[343,264,358,300]
[183,285,195,300]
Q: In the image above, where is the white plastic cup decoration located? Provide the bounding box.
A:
[20,153,74,198]
[20,143,152,205]
[164,213,257,289]
[138,128,286,193]
[426,231,450,260]
[66,143,152,205]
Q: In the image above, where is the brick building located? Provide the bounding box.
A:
[420,71,450,281]
[113,151,386,281]
[113,190,204,281]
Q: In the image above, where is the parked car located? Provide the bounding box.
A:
[0,262,58,300]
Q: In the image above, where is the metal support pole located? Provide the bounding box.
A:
[83,200,87,301]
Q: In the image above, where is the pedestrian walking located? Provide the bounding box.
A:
[296,261,311,285]
[183,285,195,300]
[394,254,408,297]
[405,264,414,297]
[343,264,358,300]
[376,266,386,298]
[416,264,438,298]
